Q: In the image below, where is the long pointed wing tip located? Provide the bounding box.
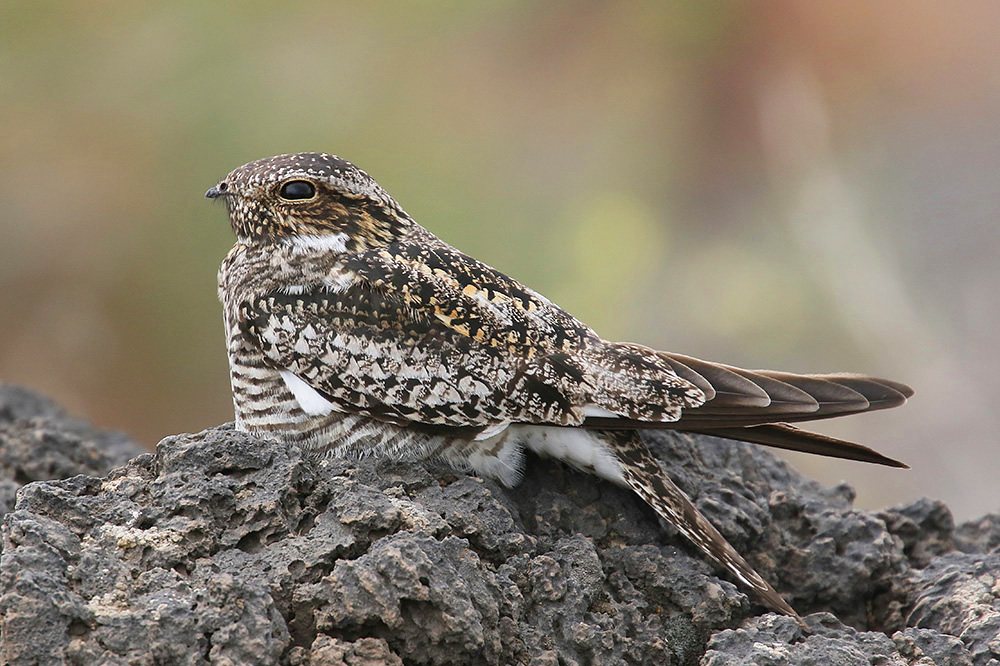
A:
[877,378,914,403]
[870,376,915,401]
[845,446,909,469]
[868,449,909,468]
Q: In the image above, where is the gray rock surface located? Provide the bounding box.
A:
[0,384,997,665]
[0,384,145,531]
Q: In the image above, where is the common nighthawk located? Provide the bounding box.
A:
[207,152,912,624]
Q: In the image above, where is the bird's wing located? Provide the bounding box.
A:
[240,240,705,430]
[605,429,804,624]
[343,238,598,356]
[344,240,705,421]
[582,352,913,467]
[240,285,531,430]
[583,353,913,428]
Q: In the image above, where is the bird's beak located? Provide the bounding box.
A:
[205,185,226,199]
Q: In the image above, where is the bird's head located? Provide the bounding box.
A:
[206,152,411,250]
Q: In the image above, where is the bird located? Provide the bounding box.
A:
[207,152,912,625]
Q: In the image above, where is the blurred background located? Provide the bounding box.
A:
[2,2,997,520]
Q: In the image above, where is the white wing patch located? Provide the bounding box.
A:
[474,421,511,441]
[279,369,336,416]
[582,405,620,418]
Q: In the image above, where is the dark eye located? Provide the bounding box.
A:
[279,180,316,201]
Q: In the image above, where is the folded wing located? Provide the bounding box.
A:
[583,352,912,467]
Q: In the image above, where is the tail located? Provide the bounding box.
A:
[582,352,913,468]
[599,430,807,627]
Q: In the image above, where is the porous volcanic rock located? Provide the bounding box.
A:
[0,385,996,665]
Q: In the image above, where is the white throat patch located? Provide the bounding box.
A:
[290,232,349,255]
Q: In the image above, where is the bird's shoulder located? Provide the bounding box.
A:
[345,228,599,355]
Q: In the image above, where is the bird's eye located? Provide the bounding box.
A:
[279,180,317,201]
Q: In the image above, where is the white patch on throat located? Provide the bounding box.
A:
[291,232,349,255]
[279,370,336,416]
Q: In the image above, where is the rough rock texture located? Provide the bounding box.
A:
[0,385,144,532]
[1,384,998,665]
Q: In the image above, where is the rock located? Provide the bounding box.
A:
[701,613,904,666]
[0,384,145,534]
[1,385,998,665]
[904,552,1000,665]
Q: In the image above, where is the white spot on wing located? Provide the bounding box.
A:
[474,422,510,441]
[582,405,620,418]
[279,369,335,416]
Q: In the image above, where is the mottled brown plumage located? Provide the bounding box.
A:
[208,152,912,625]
